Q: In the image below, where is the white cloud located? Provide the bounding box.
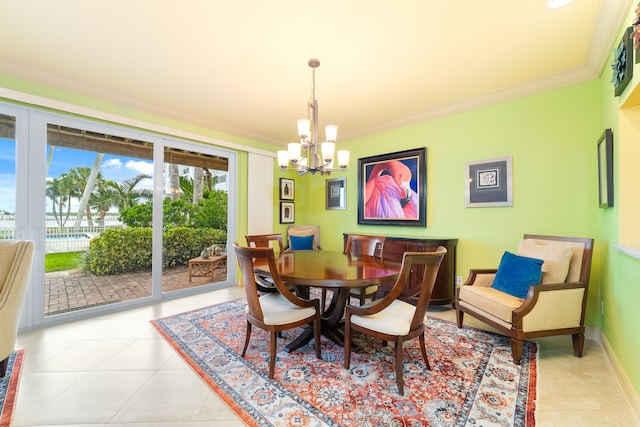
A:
[125,160,154,175]
[102,158,123,169]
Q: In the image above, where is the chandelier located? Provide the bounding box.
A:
[277,59,349,175]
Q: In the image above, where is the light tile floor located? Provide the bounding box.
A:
[13,286,638,426]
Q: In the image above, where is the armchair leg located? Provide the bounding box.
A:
[418,332,431,370]
[394,338,405,396]
[269,330,277,379]
[455,309,464,328]
[241,321,252,357]
[344,321,352,369]
[511,338,523,365]
[314,316,322,360]
[572,333,585,357]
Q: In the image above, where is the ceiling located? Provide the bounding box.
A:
[0,1,632,147]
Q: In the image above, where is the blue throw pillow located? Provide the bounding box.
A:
[491,251,543,298]
[290,234,314,251]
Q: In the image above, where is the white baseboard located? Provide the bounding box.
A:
[596,327,640,425]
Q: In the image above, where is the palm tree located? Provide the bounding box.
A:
[90,182,119,225]
[192,167,204,204]
[168,164,180,200]
[108,174,153,211]
[73,154,104,227]
[46,173,80,227]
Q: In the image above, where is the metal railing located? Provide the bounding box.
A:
[0,214,124,253]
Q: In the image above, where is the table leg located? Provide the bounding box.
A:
[284,288,355,353]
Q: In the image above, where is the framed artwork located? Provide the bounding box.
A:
[280,202,295,223]
[465,156,513,207]
[279,178,294,200]
[612,26,633,97]
[598,128,614,208]
[326,177,346,210]
[357,147,426,226]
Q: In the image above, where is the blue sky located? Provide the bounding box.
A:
[0,138,153,213]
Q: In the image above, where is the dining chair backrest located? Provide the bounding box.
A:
[245,234,284,252]
[234,243,287,321]
[344,234,385,257]
[391,248,447,328]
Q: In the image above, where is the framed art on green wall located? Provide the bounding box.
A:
[465,156,513,207]
[357,147,426,226]
[597,129,614,208]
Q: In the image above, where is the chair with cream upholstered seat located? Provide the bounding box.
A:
[344,248,447,396]
[245,234,287,294]
[0,240,34,377]
[233,243,321,379]
[455,234,593,364]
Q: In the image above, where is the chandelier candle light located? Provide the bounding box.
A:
[278,59,349,175]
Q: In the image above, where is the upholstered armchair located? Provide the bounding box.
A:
[1,240,35,377]
[455,234,593,364]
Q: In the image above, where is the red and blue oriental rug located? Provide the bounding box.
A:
[152,299,537,426]
[0,349,24,427]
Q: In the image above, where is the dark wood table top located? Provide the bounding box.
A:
[253,250,401,289]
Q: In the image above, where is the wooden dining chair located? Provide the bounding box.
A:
[345,235,386,305]
[344,247,446,395]
[245,234,288,294]
[245,234,284,252]
[232,243,322,379]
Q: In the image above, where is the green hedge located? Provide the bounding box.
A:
[84,227,226,275]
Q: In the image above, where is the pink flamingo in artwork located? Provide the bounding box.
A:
[364,160,418,219]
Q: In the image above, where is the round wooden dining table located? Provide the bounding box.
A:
[253,250,401,352]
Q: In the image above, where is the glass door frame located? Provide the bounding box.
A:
[3,102,236,328]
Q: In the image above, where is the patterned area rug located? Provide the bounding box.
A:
[0,350,24,427]
[152,300,537,426]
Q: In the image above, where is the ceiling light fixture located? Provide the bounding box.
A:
[545,0,574,9]
[277,59,349,175]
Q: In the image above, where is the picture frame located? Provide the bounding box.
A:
[465,156,513,207]
[279,178,294,200]
[598,128,614,208]
[357,147,426,226]
[326,177,346,210]
[612,26,634,97]
[280,202,295,223]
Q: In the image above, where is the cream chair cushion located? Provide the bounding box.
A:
[457,285,523,324]
[350,299,424,335]
[252,293,317,325]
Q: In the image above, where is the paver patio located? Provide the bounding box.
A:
[44,264,228,315]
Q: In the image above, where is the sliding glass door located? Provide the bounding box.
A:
[1,102,236,327]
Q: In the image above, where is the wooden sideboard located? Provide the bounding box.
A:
[343,233,458,305]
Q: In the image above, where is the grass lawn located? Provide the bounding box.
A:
[45,251,83,273]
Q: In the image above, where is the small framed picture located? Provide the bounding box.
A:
[280,202,295,223]
[465,156,513,207]
[326,177,346,210]
[280,178,294,200]
[597,129,614,208]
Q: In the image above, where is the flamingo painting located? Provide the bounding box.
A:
[364,160,418,219]
[358,148,426,226]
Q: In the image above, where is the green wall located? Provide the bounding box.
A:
[285,80,602,322]
[595,3,640,398]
